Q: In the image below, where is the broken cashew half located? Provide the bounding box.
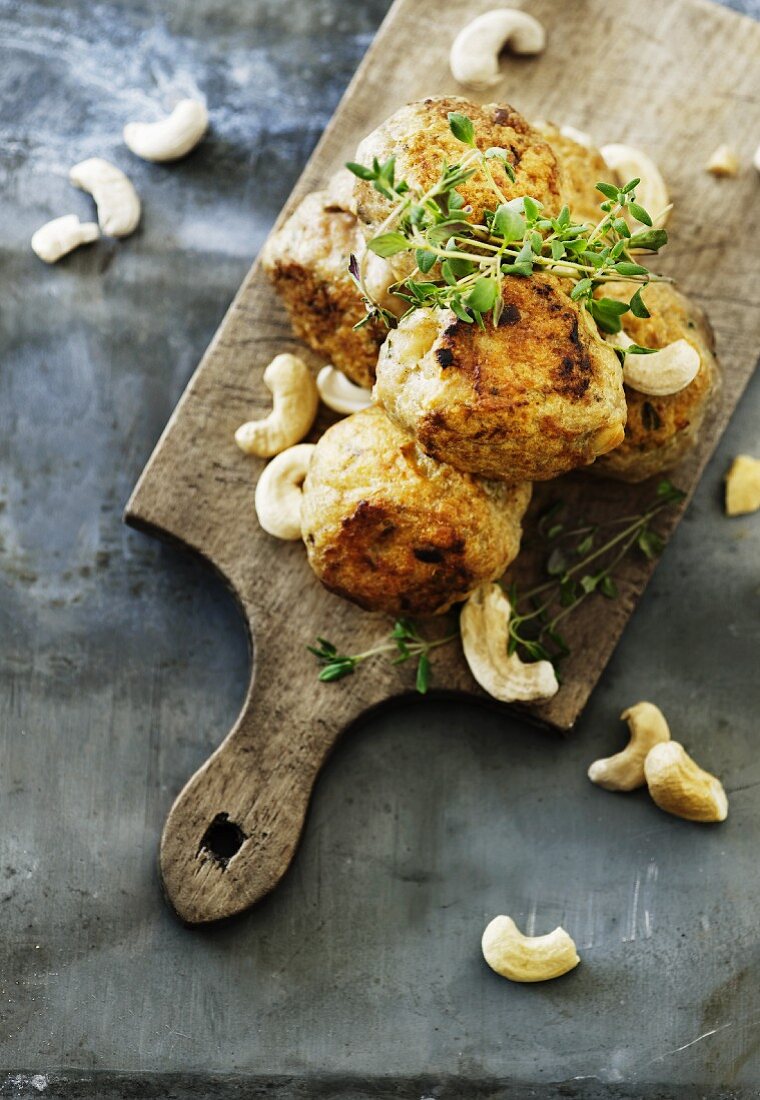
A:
[235,354,318,458]
[317,366,372,415]
[69,158,141,237]
[533,120,593,149]
[705,144,740,178]
[254,444,315,541]
[601,143,670,227]
[560,123,593,148]
[588,701,671,791]
[450,9,546,90]
[123,98,208,162]
[482,916,580,983]
[460,583,559,703]
[725,454,760,516]
[31,214,100,263]
[611,331,700,397]
[644,742,728,823]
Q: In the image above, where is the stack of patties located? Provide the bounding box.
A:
[261,97,718,614]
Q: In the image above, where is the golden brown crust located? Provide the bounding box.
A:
[374,273,626,482]
[592,281,720,482]
[261,190,389,388]
[301,406,531,615]
[534,121,609,224]
[352,97,563,232]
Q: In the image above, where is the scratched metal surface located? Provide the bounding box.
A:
[0,0,759,1096]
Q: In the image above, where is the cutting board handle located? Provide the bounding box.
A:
[159,643,338,924]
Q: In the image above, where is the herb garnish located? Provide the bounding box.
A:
[308,619,458,694]
[346,111,669,345]
[505,479,686,668]
[308,481,685,690]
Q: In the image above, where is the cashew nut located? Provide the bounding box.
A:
[754,143,760,175]
[449,9,546,90]
[325,166,357,212]
[317,366,372,415]
[353,237,406,316]
[123,98,208,162]
[254,444,315,540]
[725,454,760,516]
[610,331,700,397]
[600,143,670,227]
[31,214,100,263]
[482,916,580,983]
[644,742,728,823]
[533,120,593,149]
[705,144,741,178]
[235,354,318,457]
[588,701,671,791]
[460,583,559,703]
[69,158,141,238]
[560,124,593,148]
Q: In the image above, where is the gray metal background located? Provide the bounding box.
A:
[1,0,759,1096]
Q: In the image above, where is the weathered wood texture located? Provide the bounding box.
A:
[126,0,760,923]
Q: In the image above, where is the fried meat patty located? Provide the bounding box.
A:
[374,273,626,482]
[261,189,399,388]
[301,406,531,615]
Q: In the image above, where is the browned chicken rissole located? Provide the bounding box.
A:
[301,405,531,615]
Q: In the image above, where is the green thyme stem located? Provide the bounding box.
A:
[519,502,670,606]
[543,526,641,635]
[478,157,509,205]
[586,199,625,246]
[350,633,457,666]
[413,235,658,283]
[309,621,459,695]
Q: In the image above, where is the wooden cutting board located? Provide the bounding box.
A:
[124,0,760,924]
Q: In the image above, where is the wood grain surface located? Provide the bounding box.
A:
[125,0,760,924]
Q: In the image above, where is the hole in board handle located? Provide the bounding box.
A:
[198,813,246,867]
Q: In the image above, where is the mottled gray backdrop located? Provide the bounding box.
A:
[1,0,759,1097]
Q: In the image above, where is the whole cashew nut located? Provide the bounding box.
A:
[482,915,580,983]
[725,454,760,516]
[317,366,372,415]
[460,583,559,703]
[123,98,208,162]
[69,158,141,238]
[600,143,670,227]
[610,331,701,397]
[588,701,671,791]
[235,354,319,457]
[353,237,406,316]
[449,9,546,90]
[254,443,315,540]
[644,742,728,823]
[31,214,100,263]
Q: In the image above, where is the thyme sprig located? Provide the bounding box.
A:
[309,482,686,691]
[505,479,686,668]
[346,111,669,341]
[308,619,458,694]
